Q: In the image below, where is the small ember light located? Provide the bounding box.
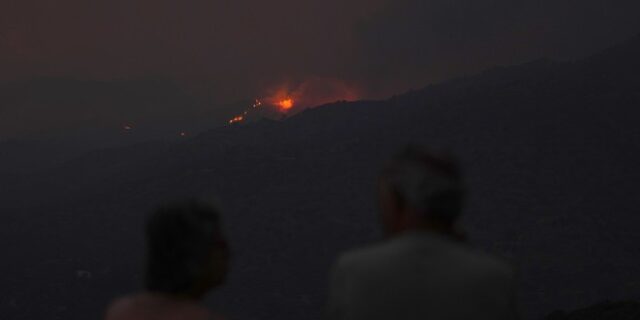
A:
[228,99,262,124]
[228,115,244,124]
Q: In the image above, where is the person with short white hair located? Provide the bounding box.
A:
[326,146,518,320]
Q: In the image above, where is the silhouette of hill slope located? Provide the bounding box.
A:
[1,34,639,320]
[545,300,640,320]
[0,78,259,174]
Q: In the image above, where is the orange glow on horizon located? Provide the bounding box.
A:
[226,77,360,125]
[277,98,294,110]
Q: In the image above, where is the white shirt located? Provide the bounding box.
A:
[326,232,518,320]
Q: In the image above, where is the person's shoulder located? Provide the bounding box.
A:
[104,294,142,320]
[332,239,403,273]
[453,245,515,281]
[468,246,512,271]
[105,293,216,320]
[333,233,515,281]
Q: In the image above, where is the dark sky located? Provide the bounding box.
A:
[1,0,640,137]
[0,0,385,99]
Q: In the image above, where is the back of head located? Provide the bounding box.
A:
[145,200,226,297]
[380,146,465,226]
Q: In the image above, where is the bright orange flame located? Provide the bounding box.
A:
[278,98,294,110]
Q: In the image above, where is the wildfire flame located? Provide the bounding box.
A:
[226,97,297,125]
[227,99,263,124]
[226,78,359,125]
[277,98,294,110]
[228,115,244,124]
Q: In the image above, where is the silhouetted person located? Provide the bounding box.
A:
[105,201,229,320]
[326,147,518,320]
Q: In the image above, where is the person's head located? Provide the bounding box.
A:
[144,200,229,299]
[378,146,465,237]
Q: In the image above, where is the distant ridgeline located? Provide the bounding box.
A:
[545,301,640,320]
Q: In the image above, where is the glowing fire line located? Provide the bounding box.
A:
[227,97,294,125]
[228,99,262,124]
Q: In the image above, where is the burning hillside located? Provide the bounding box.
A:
[227,77,360,124]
